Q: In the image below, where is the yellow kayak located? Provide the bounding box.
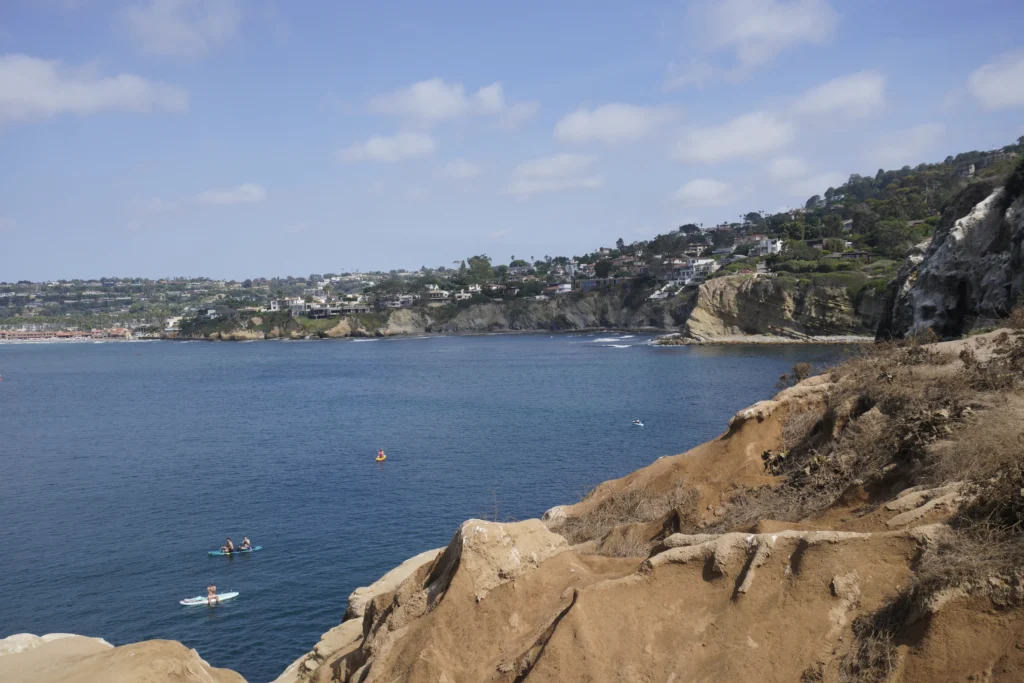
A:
[375,454,386,462]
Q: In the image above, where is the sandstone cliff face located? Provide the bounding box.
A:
[682,274,878,341]
[0,633,244,683]
[877,168,1024,338]
[433,293,683,333]
[269,331,1024,683]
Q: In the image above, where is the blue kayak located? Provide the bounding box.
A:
[208,545,262,556]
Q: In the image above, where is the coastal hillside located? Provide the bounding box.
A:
[178,277,883,342]
[878,158,1024,339]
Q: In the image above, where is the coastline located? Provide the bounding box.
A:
[0,329,878,345]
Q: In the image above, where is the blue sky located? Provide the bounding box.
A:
[1,0,1023,280]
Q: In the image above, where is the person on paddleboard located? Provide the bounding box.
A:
[238,536,251,551]
[207,585,219,605]
[220,537,234,554]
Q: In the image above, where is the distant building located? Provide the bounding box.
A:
[581,277,631,292]
[507,265,530,278]
[751,238,783,257]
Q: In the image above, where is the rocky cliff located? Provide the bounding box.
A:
[0,633,244,683]
[680,273,881,342]
[263,329,1024,683]
[877,160,1024,338]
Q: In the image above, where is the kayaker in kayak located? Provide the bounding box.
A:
[207,584,219,605]
[220,537,234,554]
[378,448,385,459]
[238,536,251,551]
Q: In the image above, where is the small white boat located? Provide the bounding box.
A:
[632,420,644,427]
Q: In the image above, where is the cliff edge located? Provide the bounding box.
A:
[271,327,1024,683]
[681,273,881,342]
[877,159,1024,338]
[0,633,245,683]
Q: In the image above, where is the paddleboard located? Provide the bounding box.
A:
[208,546,262,556]
[180,591,239,606]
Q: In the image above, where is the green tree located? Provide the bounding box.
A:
[615,237,625,250]
[466,255,493,283]
[594,260,613,278]
[678,223,700,235]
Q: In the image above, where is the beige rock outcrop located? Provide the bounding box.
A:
[683,273,879,342]
[0,636,244,683]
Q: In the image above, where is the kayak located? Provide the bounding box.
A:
[376,455,386,462]
[208,545,262,556]
[180,591,239,606]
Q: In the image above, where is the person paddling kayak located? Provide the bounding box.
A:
[220,537,234,554]
[207,584,219,605]
[238,536,251,551]
[376,448,386,462]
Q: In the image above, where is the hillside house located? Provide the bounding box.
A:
[751,238,783,257]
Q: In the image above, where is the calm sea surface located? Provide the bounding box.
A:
[0,334,846,681]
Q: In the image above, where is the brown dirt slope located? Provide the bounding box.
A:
[291,327,1024,683]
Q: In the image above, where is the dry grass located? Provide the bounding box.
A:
[549,484,698,548]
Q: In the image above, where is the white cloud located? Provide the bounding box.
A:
[498,101,540,129]
[792,70,886,119]
[503,153,603,198]
[0,216,16,232]
[786,171,846,198]
[701,0,838,66]
[118,0,242,59]
[369,79,536,128]
[767,156,810,181]
[666,0,838,88]
[436,159,483,180]
[673,178,732,207]
[554,104,679,145]
[866,123,945,168]
[674,112,794,164]
[968,51,1024,110]
[197,183,266,205]
[339,132,437,163]
[0,54,188,125]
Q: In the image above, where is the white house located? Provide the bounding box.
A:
[675,258,719,285]
[454,289,472,301]
[751,238,783,257]
[553,283,572,294]
[427,289,450,301]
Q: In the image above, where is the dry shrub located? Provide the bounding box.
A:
[840,591,912,683]
[925,403,1024,485]
[781,406,821,452]
[549,484,698,546]
[702,484,809,533]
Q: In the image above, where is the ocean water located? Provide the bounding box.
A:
[0,335,846,682]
